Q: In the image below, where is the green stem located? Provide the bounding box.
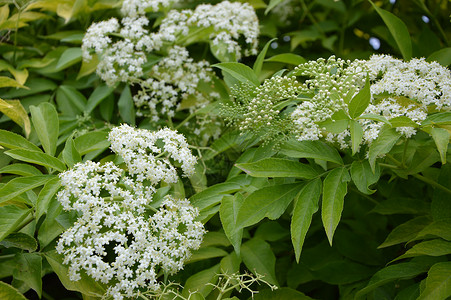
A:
[338,13,348,56]
[401,138,409,168]
[412,173,451,195]
[12,1,22,65]
[431,16,449,47]
[15,212,34,233]
[378,163,398,169]
[300,0,324,35]
[175,112,196,130]
[167,115,174,129]
[41,290,56,300]
[349,187,379,205]
[385,154,451,195]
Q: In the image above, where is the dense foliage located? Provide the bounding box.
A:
[0,0,450,299]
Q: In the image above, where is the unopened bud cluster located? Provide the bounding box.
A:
[224,55,451,149]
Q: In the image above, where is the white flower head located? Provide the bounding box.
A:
[57,125,204,299]
[109,124,197,184]
[56,195,204,300]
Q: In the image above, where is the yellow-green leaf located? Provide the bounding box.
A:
[0,76,27,89]
[418,262,451,300]
[0,98,31,137]
[0,281,27,300]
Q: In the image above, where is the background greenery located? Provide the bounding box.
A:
[0,0,450,299]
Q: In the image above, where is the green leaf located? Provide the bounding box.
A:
[236,158,318,179]
[99,94,114,122]
[417,262,451,300]
[189,162,207,193]
[37,203,66,249]
[0,98,31,138]
[427,48,451,66]
[77,53,98,79]
[56,85,86,116]
[322,167,350,246]
[355,262,429,298]
[291,178,321,262]
[85,85,114,113]
[118,85,135,125]
[368,127,401,172]
[395,283,420,300]
[349,120,364,155]
[191,180,245,211]
[35,177,61,221]
[357,114,391,125]
[430,127,450,164]
[348,77,370,118]
[431,164,451,221]
[55,47,82,71]
[62,135,81,168]
[254,288,313,299]
[2,78,56,99]
[0,129,41,152]
[0,164,41,177]
[187,247,228,264]
[415,219,451,242]
[280,139,343,165]
[0,205,31,242]
[236,183,304,229]
[350,160,380,195]
[254,221,289,242]
[182,264,220,298]
[201,232,231,248]
[13,253,42,297]
[253,38,277,77]
[265,53,306,65]
[220,195,244,255]
[213,62,260,86]
[44,250,106,297]
[5,149,66,172]
[30,102,59,156]
[372,197,430,215]
[0,281,27,300]
[389,116,419,128]
[210,39,237,63]
[241,238,278,286]
[378,216,431,248]
[422,112,451,126]
[370,1,412,60]
[74,131,109,156]
[0,233,37,251]
[0,175,55,204]
[220,252,241,275]
[265,0,284,14]
[392,239,451,263]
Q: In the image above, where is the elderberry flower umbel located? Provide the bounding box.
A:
[109,124,197,184]
[82,0,259,86]
[56,126,204,300]
[223,55,451,150]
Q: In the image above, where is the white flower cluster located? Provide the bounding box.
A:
[289,55,451,148]
[133,46,215,121]
[291,56,368,141]
[82,15,157,85]
[109,124,197,184]
[82,0,257,133]
[82,0,259,86]
[121,0,180,18]
[56,125,204,300]
[226,55,451,149]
